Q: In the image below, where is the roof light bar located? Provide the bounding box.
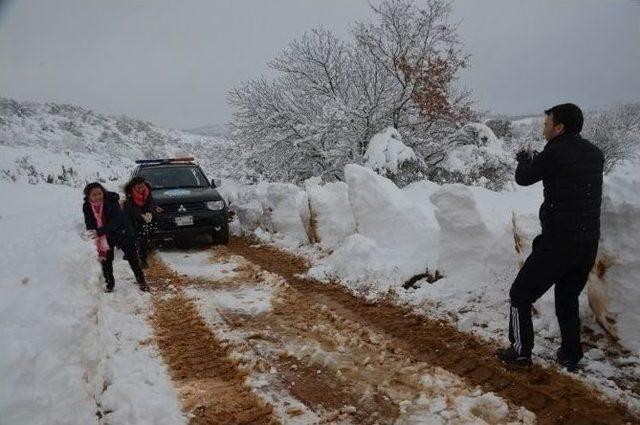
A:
[135,157,195,165]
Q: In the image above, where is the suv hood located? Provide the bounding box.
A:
[153,187,223,205]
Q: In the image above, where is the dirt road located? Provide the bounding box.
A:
[145,237,638,425]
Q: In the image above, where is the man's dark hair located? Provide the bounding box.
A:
[544,103,584,134]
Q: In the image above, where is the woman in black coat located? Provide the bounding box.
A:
[122,176,161,269]
[83,182,148,292]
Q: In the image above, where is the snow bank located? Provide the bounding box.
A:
[221,181,311,249]
[0,182,184,425]
[304,177,355,250]
[309,165,439,293]
[364,127,416,175]
[225,154,640,358]
[587,161,640,354]
[0,183,100,424]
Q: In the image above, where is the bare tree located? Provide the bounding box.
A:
[228,0,475,183]
[583,103,640,173]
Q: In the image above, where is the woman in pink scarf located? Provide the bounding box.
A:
[82,182,149,293]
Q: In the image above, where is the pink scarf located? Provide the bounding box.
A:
[91,201,110,261]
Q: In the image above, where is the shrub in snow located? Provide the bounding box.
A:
[364,127,426,187]
[484,118,513,139]
[587,161,640,354]
[582,103,640,173]
[430,123,514,190]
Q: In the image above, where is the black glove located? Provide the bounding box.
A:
[516,150,539,163]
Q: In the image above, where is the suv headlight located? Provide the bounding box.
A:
[206,200,225,210]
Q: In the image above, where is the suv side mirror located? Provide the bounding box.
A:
[211,178,221,188]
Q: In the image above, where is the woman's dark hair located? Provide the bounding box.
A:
[544,103,584,134]
[124,176,150,195]
[83,182,107,200]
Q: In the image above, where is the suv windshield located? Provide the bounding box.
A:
[140,166,209,189]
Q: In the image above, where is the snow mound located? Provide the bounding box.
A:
[587,160,640,354]
[345,164,438,278]
[309,234,401,296]
[430,184,497,281]
[364,127,417,175]
[304,177,356,250]
[223,181,311,249]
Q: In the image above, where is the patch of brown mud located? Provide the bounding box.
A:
[206,268,402,423]
[146,251,262,290]
[273,353,392,424]
[227,236,640,425]
[148,262,276,424]
[212,254,529,424]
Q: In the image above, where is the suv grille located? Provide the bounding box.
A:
[162,202,206,213]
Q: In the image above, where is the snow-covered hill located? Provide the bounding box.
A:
[0,97,241,188]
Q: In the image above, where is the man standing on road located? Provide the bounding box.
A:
[496,103,604,372]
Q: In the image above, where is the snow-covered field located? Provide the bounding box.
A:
[1,98,639,421]
[0,182,184,425]
[0,97,240,189]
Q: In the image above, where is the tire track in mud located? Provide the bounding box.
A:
[149,248,535,424]
[226,236,640,425]
[147,258,277,425]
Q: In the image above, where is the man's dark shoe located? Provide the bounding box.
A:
[556,348,580,372]
[105,286,114,293]
[496,346,532,367]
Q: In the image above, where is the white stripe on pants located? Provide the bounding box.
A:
[512,306,522,355]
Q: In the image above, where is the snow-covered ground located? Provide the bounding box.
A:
[0,182,184,425]
[223,156,640,413]
[2,98,639,421]
[160,250,536,424]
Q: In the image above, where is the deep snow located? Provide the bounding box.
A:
[0,182,184,425]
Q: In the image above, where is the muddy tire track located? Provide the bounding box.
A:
[152,247,534,424]
[147,258,277,425]
[226,236,639,425]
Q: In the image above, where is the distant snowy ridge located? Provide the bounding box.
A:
[0,97,240,187]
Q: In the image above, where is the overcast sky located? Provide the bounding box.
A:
[1,0,638,129]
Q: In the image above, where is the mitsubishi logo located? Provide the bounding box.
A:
[177,204,187,212]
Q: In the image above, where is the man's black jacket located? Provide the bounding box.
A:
[515,133,604,242]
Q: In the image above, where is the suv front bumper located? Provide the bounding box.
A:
[151,209,228,240]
